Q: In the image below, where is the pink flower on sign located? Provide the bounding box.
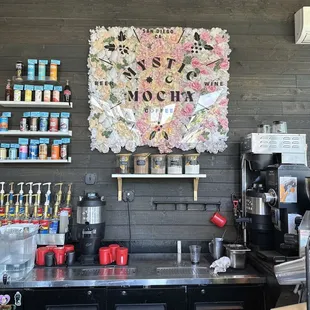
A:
[191,58,201,68]
[219,118,229,129]
[219,98,229,107]
[183,42,193,52]
[207,85,217,92]
[200,31,211,43]
[220,58,230,70]
[181,103,194,116]
[190,81,202,92]
[200,68,208,75]
[215,35,227,44]
[136,120,149,133]
[213,45,224,57]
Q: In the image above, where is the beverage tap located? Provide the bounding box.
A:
[17,182,24,205]
[0,182,5,206]
[26,182,34,206]
[9,182,14,204]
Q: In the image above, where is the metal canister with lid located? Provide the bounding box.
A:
[39,143,48,160]
[15,61,23,81]
[49,113,59,132]
[60,144,67,160]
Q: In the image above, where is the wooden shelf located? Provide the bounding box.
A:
[112,174,207,201]
[0,130,72,137]
[0,157,71,164]
[0,101,73,108]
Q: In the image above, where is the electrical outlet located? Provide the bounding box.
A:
[85,173,97,185]
[123,190,135,202]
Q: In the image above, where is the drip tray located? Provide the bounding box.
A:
[156,266,209,276]
[76,267,136,277]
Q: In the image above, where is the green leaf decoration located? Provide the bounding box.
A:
[204,44,213,50]
[194,32,200,41]
[183,55,192,65]
[110,94,117,103]
[103,130,112,138]
[149,131,156,140]
[162,131,169,140]
[118,31,126,41]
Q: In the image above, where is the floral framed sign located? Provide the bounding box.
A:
[88,26,231,153]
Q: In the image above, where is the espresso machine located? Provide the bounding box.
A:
[73,192,106,264]
[241,133,310,257]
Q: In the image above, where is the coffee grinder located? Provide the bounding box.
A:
[241,133,309,256]
[74,192,106,264]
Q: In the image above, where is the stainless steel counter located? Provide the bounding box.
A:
[1,254,266,289]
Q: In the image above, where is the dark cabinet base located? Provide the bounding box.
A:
[19,284,267,310]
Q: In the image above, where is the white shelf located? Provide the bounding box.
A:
[112,173,206,201]
[0,101,73,108]
[112,174,206,178]
[0,130,72,137]
[0,157,71,164]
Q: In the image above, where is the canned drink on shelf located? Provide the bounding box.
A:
[30,117,38,131]
[52,90,60,102]
[20,117,28,131]
[29,144,38,159]
[25,89,32,102]
[19,145,28,160]
[60,117,69,132]
[43,90,51,102]
[39,117,48,132]
[49,117,59,132]
[12,219,21,224]
[0,148,7,160]
[60,144,67,160]
[39,144,48,160]
[51,144,60,160]
[35,89,42,101]
[39,219,50,234]
[0,117,8,132]
[9,148,17,160]
[14,89,21,101]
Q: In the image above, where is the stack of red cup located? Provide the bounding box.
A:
[36,244,75,266]
[99,244,128,266]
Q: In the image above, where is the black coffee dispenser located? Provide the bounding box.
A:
[75,192,106,264]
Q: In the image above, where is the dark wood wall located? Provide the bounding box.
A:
[0,0,310,250]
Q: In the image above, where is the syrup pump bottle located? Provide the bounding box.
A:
[31,194,40,225]
[33,183,42,218]
[26,182,34,214]
[49,194,60,234]
[61,183,72,217]
[21,194,30,223]
[43,182,52,217]
[9,182,14,204]
[0,182,5,207]
[13,194,20,223]
[0,187,6,223]
[1,194,10,226]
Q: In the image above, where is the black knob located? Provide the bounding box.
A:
[121,291,127,296]
[3,274,8,285]
[201,289,206,295]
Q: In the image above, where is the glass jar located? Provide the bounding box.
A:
[151,154,166,174]
[257,124,270,133]
[184,154,200,174]
[116,154,132,174]
[134,153,150,174]
[272,121,287,134]
[167,154,183,174]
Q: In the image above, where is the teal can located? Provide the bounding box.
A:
[9,148,17,160]
[0,117,8,132]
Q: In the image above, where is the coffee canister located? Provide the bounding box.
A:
[116,154,131,174]
[151,154,166,174]
[167,155,183,174]
[184,154,200,174]
[134,153,150,174]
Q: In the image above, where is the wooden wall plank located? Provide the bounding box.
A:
[0,0,309,245]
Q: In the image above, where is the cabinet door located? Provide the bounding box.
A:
[107,287,186,310]
[23,288,106,310]
[187,285,266,310]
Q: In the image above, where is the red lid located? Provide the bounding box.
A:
[99,247,110,253]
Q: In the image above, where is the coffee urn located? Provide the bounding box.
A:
[76,192,106,263]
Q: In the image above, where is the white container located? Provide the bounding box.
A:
[167,155,183,174]
[0,223,39,281]
[184,154,200,174]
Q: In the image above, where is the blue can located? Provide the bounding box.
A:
[0,117,8,132]
[19,145,28,160]
[9,148,17,160]
[27,64,35,80]
[39,117,48,131]
[29,144,38,159]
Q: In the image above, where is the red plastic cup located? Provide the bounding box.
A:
[64,244,75,253]
[99,247,112,265]
[36,247,50,266]
[109,244,120,262]
[116,247,128,266]
[210,212,227,228]
[53,247,66,265]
